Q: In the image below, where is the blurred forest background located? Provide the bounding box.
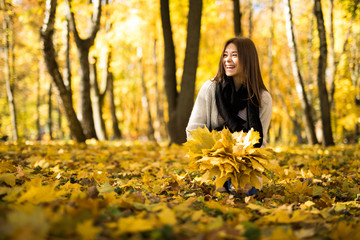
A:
[0,0,359,146]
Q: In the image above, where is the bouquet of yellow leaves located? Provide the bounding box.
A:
[184,127,273,192]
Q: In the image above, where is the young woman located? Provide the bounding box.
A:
[186,37,272,195]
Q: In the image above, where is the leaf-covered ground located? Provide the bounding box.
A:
[0,141,359,240]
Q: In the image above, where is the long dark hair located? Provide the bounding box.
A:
[213,37,267,107]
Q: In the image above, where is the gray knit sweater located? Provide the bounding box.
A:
[186,79,272,147]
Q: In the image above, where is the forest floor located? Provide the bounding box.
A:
[0,140,359,240]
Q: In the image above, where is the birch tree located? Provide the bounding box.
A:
[284,0,318,144]
[1,0,18,141]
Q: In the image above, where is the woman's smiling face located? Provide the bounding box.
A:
[223,43,242,79]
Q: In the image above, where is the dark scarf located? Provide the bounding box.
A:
[215,77,263,147]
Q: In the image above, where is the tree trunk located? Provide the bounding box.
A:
[57,101,63,139]
[153,39,167,141]
[176,0,203,144]
[284,0,318,145]
[66,0,102,139]
[328,0,335,99]
[2,0,18,141]
[36,64,42,140]
[274,76,304,144]
[90,56,107,140]
[160,0,202,144]
[139,53,155,141]
[40,0,86,143]
[107,51,122,140]
[160,0,179,143]
[268,0,275,98]
[307,17,314,106]
[48,82,53,140]
[63,18,72,104]
[233,0,242,36]
[161,0,203,144]
[267,0,275,144]
[314,0,334,146]
[248,0,253,38]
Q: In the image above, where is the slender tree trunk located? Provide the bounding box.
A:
[160,0,178,143]
[314,0,334,146]
[233,0,242,36]
[153,39,167,141]
[268,0,275,97]
[307,17,314,106]
[138,53,155,141]
[107,52,122,140]
[40,0,86,143]
[63,18,72,103]
[284,0,318,145]
[90,56,107,140]
[66,0,102,139]
[48,83,53,140]
[57,101,63,139]
[328,0,335,95]
[36,64,42,140]
[267,0,275,144]
[102,1,121,140]
[248,0,253,38]
[274,76,304,144]
[2,0,18,141]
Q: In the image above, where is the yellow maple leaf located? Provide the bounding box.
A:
[16,177,66,204]
[184,126,220,159]
[76,219,101,240]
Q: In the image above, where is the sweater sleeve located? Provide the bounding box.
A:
[186,80,213,139]
[259,90,272,147]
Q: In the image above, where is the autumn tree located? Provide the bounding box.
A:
[329,0,359,105]
[40,0,86,143]
[65,0,102,140]
[1,0,18,141]
[106,49,122,140]
[314,0,334,146]
[101,0,121,140]
[284,0,318,145]
[160,0,203,144]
